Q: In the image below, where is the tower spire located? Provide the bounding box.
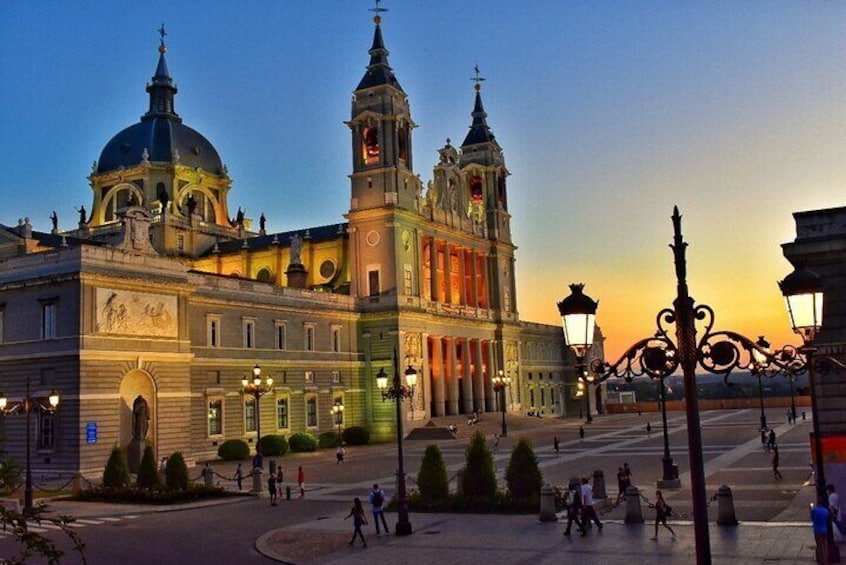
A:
[462,64,495,146]
[144,24,180,122]
[356,1,403,92]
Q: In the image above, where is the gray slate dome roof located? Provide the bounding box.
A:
[96,42,223,176]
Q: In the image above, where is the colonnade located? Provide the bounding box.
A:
[425,335,501,417]
[422,236,488,308]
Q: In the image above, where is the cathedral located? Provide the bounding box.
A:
[0,13,597,475]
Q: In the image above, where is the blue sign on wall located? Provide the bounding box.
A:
[86,422,97,444]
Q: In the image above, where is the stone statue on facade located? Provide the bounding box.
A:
[132,395,150,441]
[290,234,303,265]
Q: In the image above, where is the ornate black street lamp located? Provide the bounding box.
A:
[558,283,598,424]
[376,350,417,536]
[492,370,510,437]
[0,381,60,513]
[657,374,680,487]
[241,364,273,468]
[750,336,772,431]
[577,207,811,565]
[331,398,345,445]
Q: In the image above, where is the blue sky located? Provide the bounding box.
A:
[2,1,844,358]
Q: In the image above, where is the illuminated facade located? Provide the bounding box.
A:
[0,15,594,475]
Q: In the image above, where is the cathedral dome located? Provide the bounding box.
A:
[96,34,223,176]
[97,119,223,175]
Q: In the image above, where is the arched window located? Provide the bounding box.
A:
[256,268,273,283]
[103,185,138,223]
[398,125,408,162]
[470,176,483,204]
[179,190,216,223]
[362,126,380,165]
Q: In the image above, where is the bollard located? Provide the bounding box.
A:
[252,466,263,495]
[455,470,464,496]
[71,473,83,495]
[716,484,738,526]
[624,485,644,523]
[203,464,215,488]
[538,483,558,522]
[286,485,292,500]
[592,469,607,500]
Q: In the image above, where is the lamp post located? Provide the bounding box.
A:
[751,336,771,431]
[376,350,417,536]
[241,364,273,468]
[332,399,345,445]
[0,379,60,513]
[492,370,510,437]
[657,375,680,487]
[558,283,598,424]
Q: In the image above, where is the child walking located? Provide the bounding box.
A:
[345,497,369,547]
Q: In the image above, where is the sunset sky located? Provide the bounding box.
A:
[1,2,844,360]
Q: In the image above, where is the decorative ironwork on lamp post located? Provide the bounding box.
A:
[570,207,818,565]
[492,370,510,437]
[241,364,273,468]
[558,283,598,424]
[0,381,60,513]
[750,336,771,431]
[376,349,417,536]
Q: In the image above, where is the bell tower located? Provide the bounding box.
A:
[347,5,421,213]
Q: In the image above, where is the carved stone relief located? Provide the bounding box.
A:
[96,288,178,337]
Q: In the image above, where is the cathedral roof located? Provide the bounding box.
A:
[205,223,349,256]
[355,18,403,92]
[96,34,223,175]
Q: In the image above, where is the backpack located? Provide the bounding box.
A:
[372,490,384,507]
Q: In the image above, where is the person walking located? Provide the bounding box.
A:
[616,466,630,504]
[493,433,500,451]
[646,422,652,436]
[650,490,676,540]
[234,463,243,491]
[771,445,783,480]
[812,497,831,564]
[553,436,560,456]
[336,444,346,463]
[580,476,602,534]
[345,497,368,548]
[579,425,585,441]
[369,483,390,535]
[623,462,633,487]
[267,472,278,506]
[768,429,777,452]
[562,482,585,536]
[297,466,306,499]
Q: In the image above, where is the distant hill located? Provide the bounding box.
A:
[606,370,808,401]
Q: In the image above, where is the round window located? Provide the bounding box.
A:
[319,259,337,280]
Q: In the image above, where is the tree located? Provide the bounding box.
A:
[165,452,189,491]
[102,446,131,489]
[136,444,160,489]
[1,505,88,564]
[417,444,449,501]
[505,437,542,499]
[461,431,497,498]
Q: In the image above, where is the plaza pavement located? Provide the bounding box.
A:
[34,409,844,563]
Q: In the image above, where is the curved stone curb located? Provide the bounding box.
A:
[256,529,354,564]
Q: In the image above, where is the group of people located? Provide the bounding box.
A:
[812,483,844,564]
[232,463,307,503]
[563,476,604,536]
[345,483,391,547]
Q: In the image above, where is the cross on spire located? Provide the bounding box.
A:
[369,0,387,24]
[158,23,167,53]
[472,63,486,91]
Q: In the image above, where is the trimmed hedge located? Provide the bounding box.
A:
[342,426,371,446]
[259,435,289,457]
[136,445,160,489]
[74,485,232,505]
[505,437,542,499]
[165,452,189,491]
[319,431,341,449]
[417,445,449,501]
[462,431,497,498]
[401,491,538,514]
[103,446,131,489]
[289,432,318,452]
[217,439,250,461]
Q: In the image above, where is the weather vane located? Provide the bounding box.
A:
[370,0,387,23]
[158,23,167,52]
[472,63,486,91]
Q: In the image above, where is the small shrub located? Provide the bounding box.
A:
[461,431,497,498]
[136,445,160,489]
[165,452,189,491]
[319,431,341,449]
[505,437,542,499]
[259,435,289,457]
[342,426,371,446]
[103,446,131,489]
[289,432,318,452]
[417,445,449,501]
[217,439,250,461]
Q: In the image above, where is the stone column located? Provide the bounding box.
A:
[444,244,453,305]
[472,339,485,412]
[430,237,439,302]
[461,338,474,413]
[469,249,478,308]
[457,247,467,306]
[432,336,445,416]
[485,340,496,412]
[447,337,460,415]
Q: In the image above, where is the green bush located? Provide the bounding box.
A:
[103,446,131,489]
[505,437,542,499]
[259,435,289,456]
[417,444,449,501]
[217,439,250,461]
[402,491,537,514]
[289,432,318,452]
[165,452,189,491]
[75,485,231,505]
[342,426,371,446]
[136,445,160,489]
[461,431,497,498]
[319,431,342,449]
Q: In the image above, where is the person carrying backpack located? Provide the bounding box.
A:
[563,482,585,536]
[369,483,390,534]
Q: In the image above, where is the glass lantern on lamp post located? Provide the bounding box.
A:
[376,350,417,536]
[492,370,510,437]
[242,364,273,468]
[558,283,598,424]
[0,382,60,513]
[331,399,345,446]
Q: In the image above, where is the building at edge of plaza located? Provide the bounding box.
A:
[0,14,605,476]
